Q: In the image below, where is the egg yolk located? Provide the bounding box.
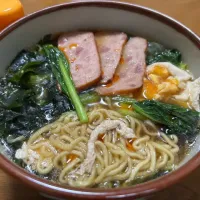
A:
[143,78,158,99]
[133,65,182,102]
[0,0,24,31]
[166,77,179,85]
[149,65,170,79]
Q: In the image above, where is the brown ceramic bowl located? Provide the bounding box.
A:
[0,1,200,200]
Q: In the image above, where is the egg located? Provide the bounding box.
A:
[148,65,170,79]
[147,62,192,82]
[157,82,179,95]
[138,62,200,110]
[174,77,200,111]
[139,62,193,102]
[143,78,158,99]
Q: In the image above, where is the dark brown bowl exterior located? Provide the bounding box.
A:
[0,1,200,200]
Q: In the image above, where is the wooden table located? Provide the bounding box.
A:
[0,0,200,199]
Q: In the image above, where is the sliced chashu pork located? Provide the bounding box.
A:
[95,32,127,83]
[96,37,147,95]
[58,32,101,90]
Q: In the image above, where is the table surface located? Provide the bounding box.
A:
[1,0,200,199]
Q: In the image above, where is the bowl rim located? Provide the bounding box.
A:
[0,1,200,199]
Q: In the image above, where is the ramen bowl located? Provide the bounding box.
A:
[0,1,199,200]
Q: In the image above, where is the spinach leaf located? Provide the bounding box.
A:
[43,45,88,123]
[146,42,182,66]
[133,100,199,135]
[39,34,58,46]
[112,96,200,136]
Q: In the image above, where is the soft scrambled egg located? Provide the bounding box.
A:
[143,62,192,101]
[138,62,200,111]
[174,77,200,111]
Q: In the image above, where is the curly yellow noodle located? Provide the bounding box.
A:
[53,151,69,169]
[118,144,145,159]
[127,149,151,182]
[106,158,128,176]
[96,152,105,169]
[22,106,179,188]
[27,125,51,146]
[160,133,179,153]
[49,135,71,151]
[68,167,96,187]
[95,160,123,184]
[132,135,150,151]
[108,151,113,165]
[150,141,174,163]
[59,158,81,184]
[105,157,132,182]
[37,157,54,175]
[40,144,56,157]
[147,142,156,171]
[156,152,168,169]
[95,141,109,168]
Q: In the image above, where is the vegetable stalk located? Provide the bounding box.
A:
[43,45,88,123]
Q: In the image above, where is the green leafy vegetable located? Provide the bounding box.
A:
[39,34,58,46]
[112,96,200,136]
[79,92,144,120]
[4,48,57,106]
[112,96,137,104]
[0,46,74,152]
[179,62,188,70]
[21,72,55,106]
[8,61,44,83]
[0,79,30,109]
[7,50,46,83]
[146,42,182,66]
[147,49,181,66]
[0,92,73,149]
[80,91,101,105]
[42,45,88,123]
